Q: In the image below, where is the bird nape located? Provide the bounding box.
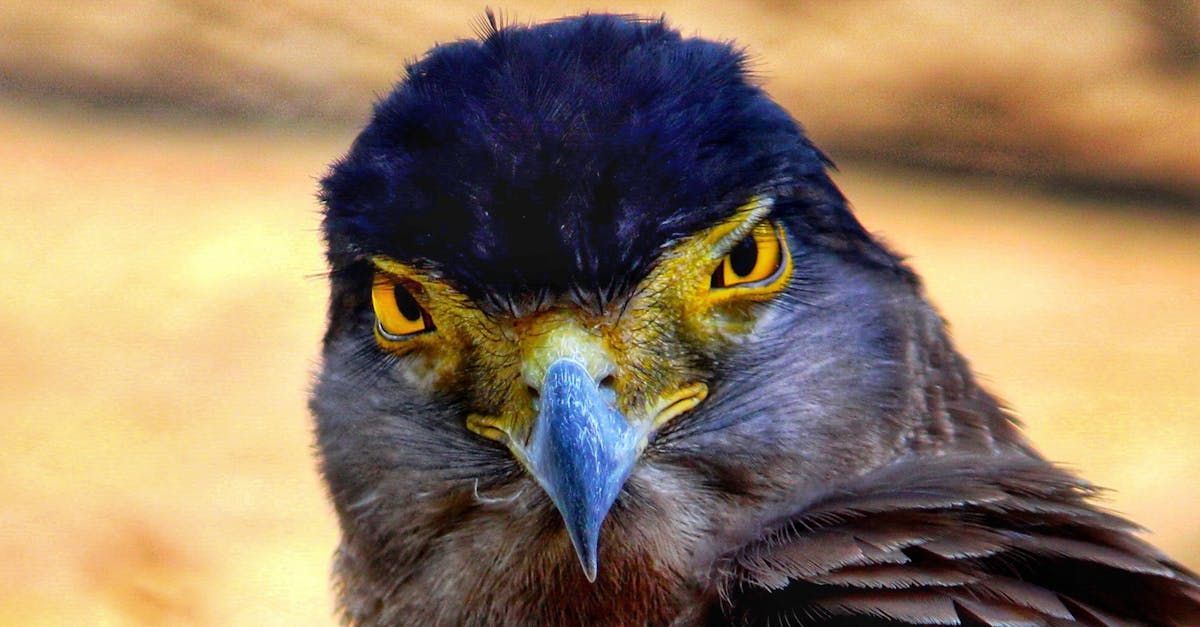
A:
[312,13,1200,626]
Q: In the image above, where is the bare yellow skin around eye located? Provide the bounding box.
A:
[631,196,793,348]
[361,198,791,444]
[367,259,491,389]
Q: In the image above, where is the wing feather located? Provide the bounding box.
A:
[711,454,1200,625]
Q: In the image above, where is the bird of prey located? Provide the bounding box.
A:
[312,14,1200,626]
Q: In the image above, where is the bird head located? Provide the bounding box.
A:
[315,14,920,585]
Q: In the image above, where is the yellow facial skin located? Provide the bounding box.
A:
[368,196,793,453]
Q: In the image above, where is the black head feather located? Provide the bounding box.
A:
[319,14,888,309]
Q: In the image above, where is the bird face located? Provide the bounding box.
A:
[314,17,1200,624]
[315,14,916,595]
[357,196,792,578]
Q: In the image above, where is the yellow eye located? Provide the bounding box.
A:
[372,273,434,340]
[711,221,789,289]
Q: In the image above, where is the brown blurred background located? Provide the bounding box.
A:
[1,2,1197,625]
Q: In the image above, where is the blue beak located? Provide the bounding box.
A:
[520,358,641,582]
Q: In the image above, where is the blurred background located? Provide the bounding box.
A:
[1,1,1197,625]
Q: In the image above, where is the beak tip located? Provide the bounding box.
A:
[566,522,601,583]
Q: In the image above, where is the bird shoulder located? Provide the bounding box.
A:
[708,453,1200,625]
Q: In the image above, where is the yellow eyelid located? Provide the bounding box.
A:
[705,195,775,256]
[369,255,479,309]
[372,256,429,280]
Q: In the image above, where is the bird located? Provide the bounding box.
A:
[312,13,1200,626]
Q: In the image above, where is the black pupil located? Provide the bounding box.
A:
[729,234,759,277]
[393,285,423,322]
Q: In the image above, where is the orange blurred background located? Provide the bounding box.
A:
[1,2,1197,625]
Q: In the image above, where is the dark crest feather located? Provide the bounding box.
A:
[318,14,865,309]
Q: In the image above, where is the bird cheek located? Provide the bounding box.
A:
[695,302,767,341]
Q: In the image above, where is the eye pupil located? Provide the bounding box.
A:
[393,284,423,322]
[728,235,758,277]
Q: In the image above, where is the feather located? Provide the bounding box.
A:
[740,531,870,587]
[970,579,1073,620]
[918,527,1010,560]
[318,14,856,308]
[818,590,961,623]
[950,599,1046,627]
[714,454,1200,625]
[808,564,977,589]
[1055,598,1127,627]
[1003,533,1178,578]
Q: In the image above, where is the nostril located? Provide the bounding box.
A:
[526,383,541,400]
[597,373,618,407]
